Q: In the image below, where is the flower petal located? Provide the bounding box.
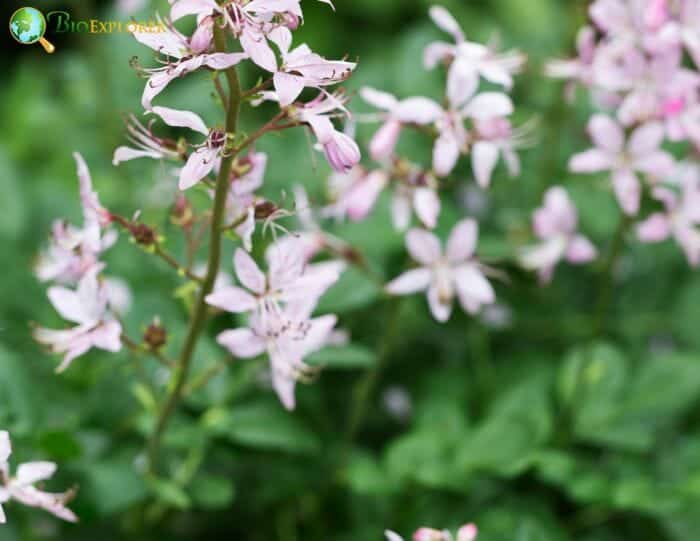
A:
[217,328,266,358]
[234,248,266,294]
[612,168,641,215]
[179,147,217,190]
[406,229,442,265]
[385,268,433,295]
[205,286,258,313]
[472,141,500,188]
[588,114,624,153]
[152,106,208,135]
[447,218,478,263]
[569,149,614,173]
[566,235,597,263]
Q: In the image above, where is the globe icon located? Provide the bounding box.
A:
[9,7,46,44]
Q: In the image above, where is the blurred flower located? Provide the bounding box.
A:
[424,6,524,91]
[0,431,77,523]
[382,386,413,423]
[386,219,495,322]
[384,523,477,541]
[569,115,674,215]
[33,267,122,373]
[359,87,443,161]
[637,163,700,265]
[520,187,597,283]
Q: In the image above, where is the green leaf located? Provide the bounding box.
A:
[190,474,235,509]
[306,344,376,369]
[0,346,40,435]
[82,460,148,515]
[148,477,191,510]
[203,402,321,455]
[315,267,382,313]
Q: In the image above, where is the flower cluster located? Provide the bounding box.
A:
[0,431,76,524]
[324,5,529,322]
[206,242,344,409]
[385,522,477,541]
[33,154,125,373]
[547,0,700,265]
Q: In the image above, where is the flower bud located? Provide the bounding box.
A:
[171,195,194,228]
[131,223,156,246]
[254,200,278,220]
[144,319,167,350]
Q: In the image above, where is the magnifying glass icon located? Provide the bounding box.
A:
[9,7,56,54]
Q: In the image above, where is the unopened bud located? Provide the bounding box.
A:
[254,200,278,220]
[131,223,156,246]
[144,319,167,350]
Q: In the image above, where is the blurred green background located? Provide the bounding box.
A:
[3,0,700,540]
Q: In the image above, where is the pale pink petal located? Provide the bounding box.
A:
[384,531,404,541]
[0,431,11,464]
[55,339,93,373]
[447,218,478,263]
[385,268,432,295]
[205,286,257,313]
[612,168,641,215]
[152,106,208,135]
[429,6,465,43]
[427,283,453,322]
[359,87,398,110]
[447,57,479,108]
[569,149,614,173]
[91,320,122,352]
[301,315,338,354]
[142,70,178,110]
[234,248,266,294]
[112,146,163,165]
[454,264,495,314]
[406,229,442,265]
[413,188,440,229]
[676,225,700,266]
[267,240,306,291]
[424,41,454,69]
[217,328,266,358]
[203,52,249,70]
[637,213,671,242]
[47,287,89,325]
[345,171,387,221]
[240,28,277,72]
[179,147,218,190]
[273,72,306,106]
[391,192,412,231]
[16,462,57,486]
[628,122,665,156]
[433,132,461,177]
[369,120,401,161]
[472,141,500,188]
[463,92,514,119]
[170,0,218,21]
[588,114,624,153]
[634,151,675,177]
[566,235,597,263]
[394,98,444,124]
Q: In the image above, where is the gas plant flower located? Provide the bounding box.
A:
[471,117,533,189]
[432,76,514,178]
[424,6,524,91]
[293,92,361,173]
[205,242,344,321]
[637,163,700,266]
[267,26,355,106]
[386,219,495,322]
[216,303,338,410]
[359,87,443,161]
[113,106,224,190]
[112,111,183,166]
[33,267,122,373]
[385,523,478,541]
[36,154,117,285]
[520,186,597,283]
[131,18,248,110]
[569,115,675,215]
[544,25,596,99]
[0,431,77,524]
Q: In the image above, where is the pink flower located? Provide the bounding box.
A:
[384,524,477,541]
[569,115,675,215]
[471,117,531,188]
[413,528,450,541]
[638,163,700,265]
[267,27,355,106]
[432,76,514,178]
[33,267,122,373]
[324,168,388,222]
[205,242,344,321]
[112,112,182,166]
[131,17,247,110]
[36,155,117,285]
[360,87,443,160]
[520,187,597,283]
[294,92,361,173]
[216,305,337,409]
[457,524,478,541]
[386,219,495,322]
[0,431,77,523]
[545,25,597,98]
[424,6,525,92]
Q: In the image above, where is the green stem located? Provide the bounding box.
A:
[345,297,403,444]
[593,215,630,337]
[146,24,241,474]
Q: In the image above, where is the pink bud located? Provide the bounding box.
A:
[190,17,214,54]
[370,119,402,161]
[323,131,361,173]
